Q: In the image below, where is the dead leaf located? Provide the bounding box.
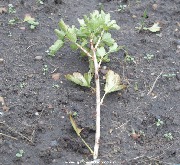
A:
[147,23,161,32]
[0,96,5,106]
[104,70,126,94]
[24,14,35,22]
[69,113,83,136]
[2,106,9,111]
[0,7,7,14]
[52,73,60,80]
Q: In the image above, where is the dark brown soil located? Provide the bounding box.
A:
[0,0,180,164]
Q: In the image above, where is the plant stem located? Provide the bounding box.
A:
[75,42,92,58]
[90,39,101,160]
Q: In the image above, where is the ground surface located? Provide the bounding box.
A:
[0,0,180,164]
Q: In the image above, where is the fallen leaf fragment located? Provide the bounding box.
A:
[0,96,5,105]
[0,7,7,14]
[19,27,26,30]
[147,23,161,32]
[69,112,83,136]
[52,73,60,80]
[3,106,9,111]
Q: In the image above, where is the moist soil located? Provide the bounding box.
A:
[0,0,180,164]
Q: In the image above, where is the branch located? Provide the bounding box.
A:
[95,30,104,50]
[90,39,101,160]
[147,71,163,95]
[75,42,92,58]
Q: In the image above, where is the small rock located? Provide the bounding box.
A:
[0,58,4,64]
[35,56,43,60]
[100,69,108,75]
[140,93,145,98]
[52,73,60,80]
[152,4,158,10]
[102,66,107,70]
[174,40,180,45]
[50,140,58,147]
[174,84,180,91]
[176,73,180,80]
[35,112,39,116]
[177,45,180,49]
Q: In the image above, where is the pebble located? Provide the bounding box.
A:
[102,66,107,70]
[35,56,43,60]
[35,112,39,116]
[0,58,4,64]
[174,40,180,45]
[100,69,108,75]
[152,4,158,10]
[177,45,180,49]
[140,93,145,98]
[174,84,180,91]
[50,140,58,147]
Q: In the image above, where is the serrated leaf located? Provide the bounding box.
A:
[102,32,115,46]
[66,26,77,42]
[59,19,68,32]
[109,43,118,52]
[97,47,106,57]
[78,18,85,26]
[54,29,65,40]
[147,23,161,32]
[104,70,126,94]
[65,72,91,87]
[49,40,64,56]
[70,43,78,50]
[84,71,92,86]
[69,113,83,136]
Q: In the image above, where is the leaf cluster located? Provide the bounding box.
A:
[49,10,120,58]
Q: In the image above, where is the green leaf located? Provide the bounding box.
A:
[97,47,106,57]
[65,72,91,87]
[84,71,92,86]
[70,43,78,50]
[66,26,77,42]
[104,70,126,94]
[102,32,115,46]
[69,113,83,136]
[78,18,85,26]
[49,40,64,56]
[19,150,24,154]
[54,29,65,40]
[59,19,68,32]
[109,43,118,52]
[147,23,161,32]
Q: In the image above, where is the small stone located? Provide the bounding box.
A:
[35,56,43,60]
[177,45,180,49]
[174,84,180,91]
[102,66,107,70]
[50,140,58,147]
[35,112,39,116]
[100,69,108,75]
[0,58,4,64]
[152,4,158,10]
[174,40,180,45]
[132,15,137,18]
[140,93,145,98]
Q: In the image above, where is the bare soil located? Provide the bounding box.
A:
[0,0,180,164]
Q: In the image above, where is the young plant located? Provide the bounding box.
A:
[16,149,24,158]
[24,14,39,30]
[156,119,163,127]
[144,54,154,61]
[164,132,173,141]
[8,4,16,14]
[49,10,126,159]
